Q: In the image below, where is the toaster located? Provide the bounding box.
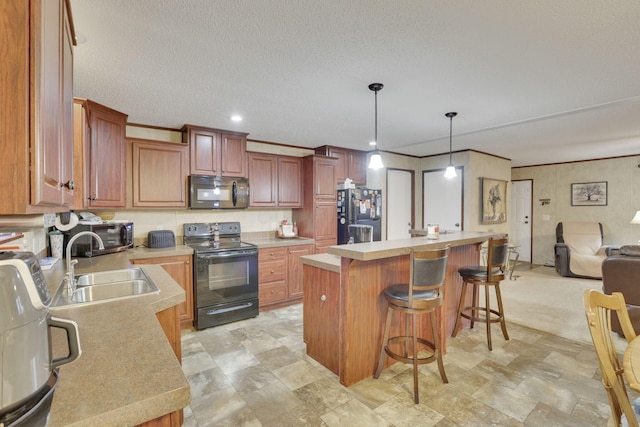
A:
[147,230,175,248]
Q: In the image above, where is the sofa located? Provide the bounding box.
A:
[554,221,616,279]
[602,245,640,334]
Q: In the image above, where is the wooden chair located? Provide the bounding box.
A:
[373,247,449,404]
[584,289,639,427]
[452,237,509,350]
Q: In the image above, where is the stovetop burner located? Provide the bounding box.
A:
[183,222,257,253]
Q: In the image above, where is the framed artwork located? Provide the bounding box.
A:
[571,181,607,206]
[481,178,507,224]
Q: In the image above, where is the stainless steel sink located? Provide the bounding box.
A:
[50,268,160,308]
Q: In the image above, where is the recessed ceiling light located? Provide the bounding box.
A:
[369,141,377,146]
[230,115,243,122]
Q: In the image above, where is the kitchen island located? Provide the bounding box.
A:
[301,231,505,386]
[44,248,192,427]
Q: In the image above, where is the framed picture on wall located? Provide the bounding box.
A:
[481,178,507,224]
[571,181,608,206]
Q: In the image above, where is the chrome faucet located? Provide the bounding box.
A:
[65,231,104,293]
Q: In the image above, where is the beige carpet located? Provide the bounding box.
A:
[496,264,625,347]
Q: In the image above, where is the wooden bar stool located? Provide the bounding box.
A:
[452,237,509,350]
[373,247,449,404]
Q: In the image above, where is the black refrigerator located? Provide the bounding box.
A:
[337,187,382,244]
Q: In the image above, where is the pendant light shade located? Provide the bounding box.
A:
[444,112,457,178]
[368,83,384,169]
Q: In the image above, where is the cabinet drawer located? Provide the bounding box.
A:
[259,247,287,262]
[259,281,287,306]
[259,260,287,283]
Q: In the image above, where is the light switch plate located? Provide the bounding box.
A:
[542,214,550,221]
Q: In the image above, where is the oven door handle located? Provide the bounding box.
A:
[197,250,257,259]
[205,302,254,316]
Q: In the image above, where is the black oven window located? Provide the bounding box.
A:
[208,260,249,290]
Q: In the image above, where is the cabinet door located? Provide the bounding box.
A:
[188,127,219,176]
[303,265,339,373]
[86,101,127,207]
[31,0,64,206]
[348,151,366,185]
[328,147,348,184]
[248,153,277,207]
[314,202,337,242]
[132,140,189,207]
[132,256,194,329]
[287,245,312,299]
[220,133,247,177]
[60,0,74,205]
[314,158,337,199]
[278,157,303,208]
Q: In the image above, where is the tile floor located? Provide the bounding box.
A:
[179,303,629,426]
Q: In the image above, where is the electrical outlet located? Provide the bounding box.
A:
[43,213,56,228]
[156,225,163,230]
[271,222,276,230]
[542,214,550,221]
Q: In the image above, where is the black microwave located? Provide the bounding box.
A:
[189,176,249,209]
[63,222,134,257]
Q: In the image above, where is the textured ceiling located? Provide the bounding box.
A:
[69,0,640,167]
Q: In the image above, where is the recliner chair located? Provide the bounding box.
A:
[554,221,616,279]
[602,245,640,334]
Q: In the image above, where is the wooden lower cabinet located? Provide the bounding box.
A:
[132,255,194,329]
[259,244,313,310]
[302,264,339,374]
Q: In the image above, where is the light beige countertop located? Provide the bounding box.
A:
[300,253,341,273]
[43,248,191,426]
[328,231,506,262]
[244,236,314,249]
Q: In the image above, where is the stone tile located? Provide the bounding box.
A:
[254,345,302,371]
[293,377,353,415]
[514,376,580,413]
[472,382,537,422]
[261,404,327,427]
[442,345,485,370]
[524,402,594,427]
[241,331,283,355]
[507,354,564,382]
[347,376,403,409]
[214,347,261,375]
[571,395,612,426]
[181,350,217,376]
[273,359,326,390]
[187,366,232,399]
[473,359,527,389]
[543,350,598,378]
[321,398,392,427]
[501,338,552,361]
[190,386,251,426]
[425,388,493,425]
[374,393,445,426]
[226,363,280,394]
[243,380,304,425]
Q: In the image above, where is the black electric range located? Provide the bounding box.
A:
[183,222,259,329]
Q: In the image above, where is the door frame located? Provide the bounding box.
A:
[386,168,415,239]
[422,166,464,231]
[511,178,533,263]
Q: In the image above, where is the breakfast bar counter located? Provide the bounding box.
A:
[301,231,505,386]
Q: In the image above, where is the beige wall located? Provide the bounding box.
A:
[512,155,640,264]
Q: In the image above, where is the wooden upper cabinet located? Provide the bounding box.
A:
[315,146,366,185]
[248,153,302,208]
[130,139,189,208]
[182,125,248,177]
[277,156,303,207]
[314,157,338,199]
[1,0,77,213]
[84,100,128,207]
[248,153,277,207]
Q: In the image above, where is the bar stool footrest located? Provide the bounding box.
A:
[384,336,438,365]
[459,306,504,324]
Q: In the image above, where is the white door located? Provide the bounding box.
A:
[510,180,532,262]
[423,168,463,232]
[387,169,413,240]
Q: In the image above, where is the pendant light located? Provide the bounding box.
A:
[368,83,384,169]
[444,112,458,178]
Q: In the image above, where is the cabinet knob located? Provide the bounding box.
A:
[62,180,75,190]
[320,294,327,302]
[270,270,274,274]
[271,290,275,294]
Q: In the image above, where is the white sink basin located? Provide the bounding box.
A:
[51,268,160,308]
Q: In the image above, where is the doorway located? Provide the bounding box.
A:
[386,169,414,240]
[423,167,463,232]
[510,179,533,263]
